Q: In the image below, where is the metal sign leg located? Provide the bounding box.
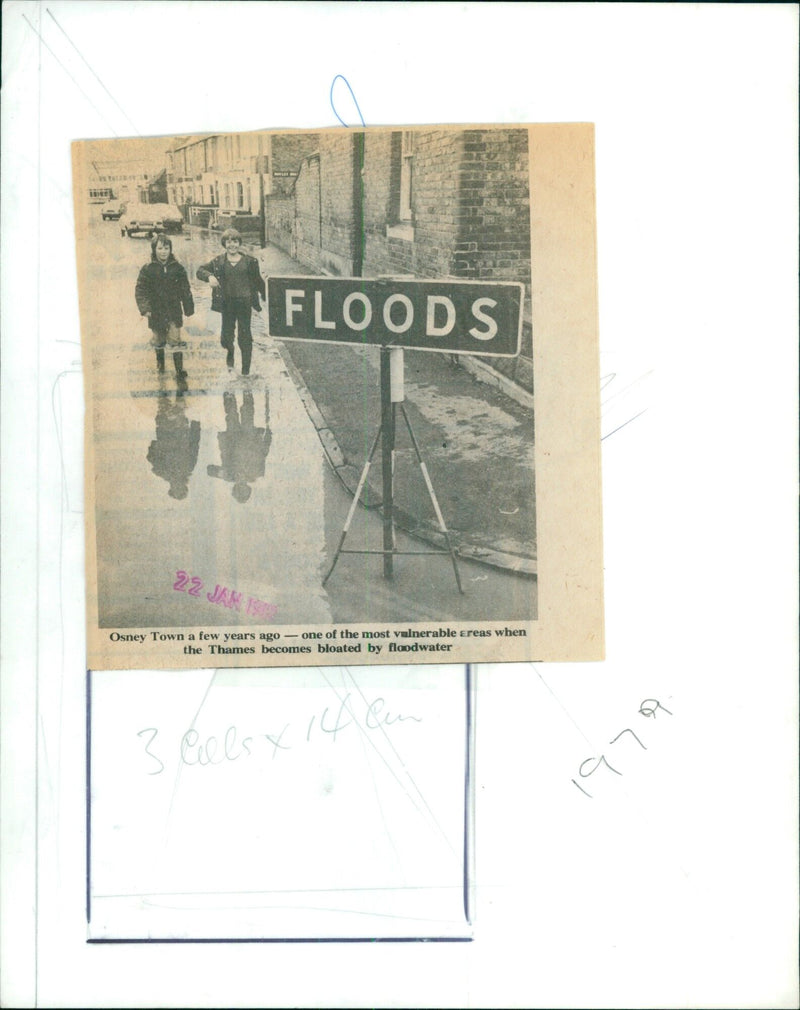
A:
[380,347,395,579]
[322,347,465,595]
[321,421,383,588]
[399,402,465,594]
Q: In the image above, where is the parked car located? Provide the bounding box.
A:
[120,203,183,237]
[101,200,125,220]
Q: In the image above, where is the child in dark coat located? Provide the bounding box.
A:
[135,233,194,380]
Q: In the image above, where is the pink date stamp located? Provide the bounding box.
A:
[173,570,278,620]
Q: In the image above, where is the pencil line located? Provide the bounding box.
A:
[46,8,141,134]
[339,668,456,854]
[601,408,648,442]
[21,13,120,137]
[535,668,596,750]
[138,901,452,925]
[163,671,219,837]
[95,884,466,900]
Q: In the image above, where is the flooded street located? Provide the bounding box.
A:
[87,212,533,629]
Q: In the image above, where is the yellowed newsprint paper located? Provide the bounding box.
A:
[74,123,603,670]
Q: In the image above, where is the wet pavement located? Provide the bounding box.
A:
[86,213,536,629]
[246,235,537,573]
[281,339,536,573]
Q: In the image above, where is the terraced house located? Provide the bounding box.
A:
[166,131,319,237]
[166,127,533,396]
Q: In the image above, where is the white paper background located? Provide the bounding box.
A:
[88,666,472,941]
[1,2,797,1007]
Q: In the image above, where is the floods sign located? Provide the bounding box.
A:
[266,276,524,357]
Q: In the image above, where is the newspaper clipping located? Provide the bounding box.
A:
[73,123,603,669]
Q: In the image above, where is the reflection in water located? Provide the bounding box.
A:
[146,390,201,499]
[207,390,272,503]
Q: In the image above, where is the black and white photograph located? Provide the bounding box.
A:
[75,124,604,669]
[4,2,797,1007]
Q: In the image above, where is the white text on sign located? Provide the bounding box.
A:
[286,289,498,341]
[266,277,523,357]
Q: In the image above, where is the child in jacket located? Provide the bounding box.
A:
[196,227,265,377]
[135,232,194,380]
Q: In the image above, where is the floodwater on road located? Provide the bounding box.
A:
[86,213,535,629]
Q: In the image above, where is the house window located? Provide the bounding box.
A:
[385,131,416,241]
[399,130,414,222]
[236,182,244,209]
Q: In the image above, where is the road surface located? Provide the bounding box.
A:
[85,212,535,629]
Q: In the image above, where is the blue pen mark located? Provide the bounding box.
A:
[330,74,366,128]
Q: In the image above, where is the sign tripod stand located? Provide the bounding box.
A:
[268,274,523,594]
[322,347,465,593]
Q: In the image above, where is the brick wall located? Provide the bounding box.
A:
[454,129,532,384]
[271,132,320,195]
[454,129,530,285]
[362,132,410,275]
[278,128,530,288]
[293,155,323,272]
[362,130,464,279]
[318,134,358,275]
[361,132,394,228]
[265,193,294,255]
[360,129,529,288]
[266,127,534,392]
[277,136,358,275]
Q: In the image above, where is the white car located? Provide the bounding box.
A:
[101,200,125,220]
[120,203,183,237]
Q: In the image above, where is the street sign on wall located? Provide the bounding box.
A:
[266,276,524,357]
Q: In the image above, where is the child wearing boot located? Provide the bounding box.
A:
[135,232,194,383]
[196,228,265,378]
